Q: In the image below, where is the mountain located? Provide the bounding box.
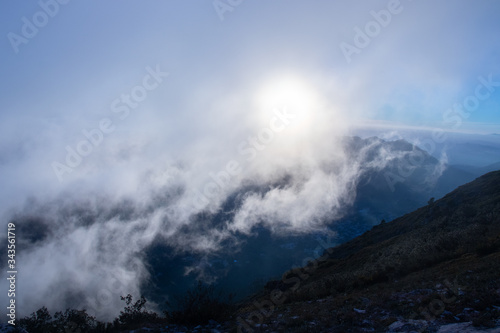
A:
[13,157,500,332]
[145,136,471,304]
[352,128,500,169]
[237,171,500,332]
[7,136,485,325]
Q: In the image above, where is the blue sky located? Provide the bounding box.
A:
[2,1,500,125]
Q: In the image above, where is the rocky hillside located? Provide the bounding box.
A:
[236,170,500,332]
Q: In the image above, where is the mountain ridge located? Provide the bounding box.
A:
[236,170,500,332]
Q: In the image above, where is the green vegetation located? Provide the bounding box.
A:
[18,284,235,333]
[113,294,161,330]
[18,306,107,333]
[165,281,235,325]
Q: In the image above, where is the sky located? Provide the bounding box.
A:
[1,0,500,321]
[1,0,500,204]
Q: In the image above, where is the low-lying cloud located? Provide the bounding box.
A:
[1,113,442,321]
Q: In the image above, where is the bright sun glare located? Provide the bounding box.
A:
[258,77,316,109]
[255,75,321,137]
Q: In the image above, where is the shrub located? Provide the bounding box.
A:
[19,307,105,333]
[18,306,54,333]
[116,294,159,329]
[53,308,99,332]
[165,281,235,325]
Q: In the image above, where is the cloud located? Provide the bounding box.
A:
[2,122,428,321]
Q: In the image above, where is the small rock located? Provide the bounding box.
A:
[388,319,427,332]
[208,319,219,326]
[436,322,474,333]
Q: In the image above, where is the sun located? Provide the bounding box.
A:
[254,75,321,136]
[256,76,317,111]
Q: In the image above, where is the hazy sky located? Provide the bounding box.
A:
[1,0,500,205]
[1,0,500,320]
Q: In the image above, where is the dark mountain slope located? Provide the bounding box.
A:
[237,171,500,332]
